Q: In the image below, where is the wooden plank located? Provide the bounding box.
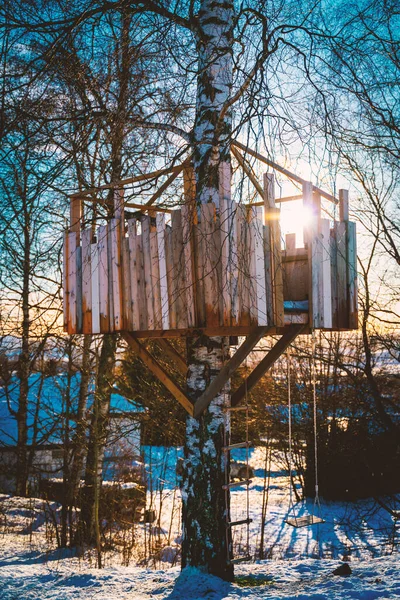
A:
[231,325,305,406]
[193,326,271,418]
[347,221,358,329]
[107,222,115,332]
[81,228,92,333]
[250,194,304,206]
[231,141,338,204]
[271,209,284,327]
[236,203,250,326]
[263,174,274,325]
[194,220,206,327]
[180,204,196,327]
[286,233,296,250]
[201,203,221,328]
[76,246,83,333]
[183,165,197,328]
[71,161,191,199]
[122,237,132,330]
[125,202,172,214]
[63,231,69,332]
[156,213,170,330]
[122,332,194,416]
[330,228,338,329]
[70,197,82,244]
[136,233,147,331]
[91,242,100,334]
[339,189,349,222]
[127,220,141,331]
[150,216,162,329]
[335,221,347,329]
[253,207,268,325]
[303,182,315,327]
[145,165,186,208]
[97,224,109,333]
[142,216,155,329]
[171,209,188,329]
[219,163,233,326]
[320,218,332,328]
[247,207,258,325]
[165,224,177,329]
[231,146,263,198]
[114,188,124,228]
[155,339,187,375]
[230,202,239,326]
[67,231,77,333]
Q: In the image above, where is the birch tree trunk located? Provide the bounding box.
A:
[181,0,234,581]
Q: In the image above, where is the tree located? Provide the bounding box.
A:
[6,0,399,580]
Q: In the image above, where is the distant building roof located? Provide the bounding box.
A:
[0,373,144,447]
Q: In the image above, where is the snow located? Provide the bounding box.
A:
[1,447,400,599]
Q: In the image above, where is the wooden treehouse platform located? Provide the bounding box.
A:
[62,142,358,417]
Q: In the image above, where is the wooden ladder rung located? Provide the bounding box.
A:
[223,441,251,451]
[227,518,252,527]
[222,479,252,490]
[229,555,252,565]
[223,405,247,412]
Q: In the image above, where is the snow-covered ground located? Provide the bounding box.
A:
[1,446,400,599]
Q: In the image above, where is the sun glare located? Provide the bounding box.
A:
[279,201,313,248]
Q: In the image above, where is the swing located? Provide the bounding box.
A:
[285,331,325,528]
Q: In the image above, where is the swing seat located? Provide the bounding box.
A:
[285,514,325,528]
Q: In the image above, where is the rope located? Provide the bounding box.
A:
[311,328,322,519]
[222,339,231,561]
[287,346,296,522]
[244,354,250,557]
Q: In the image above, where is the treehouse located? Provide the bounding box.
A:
[63,145,357,338]
[62,143,357,417]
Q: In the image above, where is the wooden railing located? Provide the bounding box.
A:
[63,159,358,337]
[63,196,283,336]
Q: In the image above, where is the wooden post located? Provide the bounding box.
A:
[63,231,69,332]
[339,189,349,223]
[182,165,197,327]
[91,241,100,334]
[81,228,93,333]
[70,196,82,246]
[98,225,109,333]
[264,173,283,327]
[219,162,233,326]
[339,189,358,328]
[156,213,170,330]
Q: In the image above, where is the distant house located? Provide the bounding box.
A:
[0,373,145,494]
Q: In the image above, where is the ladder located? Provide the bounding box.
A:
[223,388,252,565]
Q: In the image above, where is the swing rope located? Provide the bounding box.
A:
[286,330,324,528]
[311,328,323,520]
[287,345,296,521]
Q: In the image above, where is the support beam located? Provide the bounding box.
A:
[145,165,186,208]
[231,146,264,198]
[122,332,194,416]
[231,325,305,407]
[193,326,272,418]
[231,141,338,205]
[155,338,187,376]
[71,160,191,198]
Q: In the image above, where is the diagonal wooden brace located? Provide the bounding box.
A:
[154,338,187,376]
[231,324,305,407]
[192,327,272,418]
[122,332,194,416]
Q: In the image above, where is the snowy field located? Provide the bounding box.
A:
[1,446,400,599]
